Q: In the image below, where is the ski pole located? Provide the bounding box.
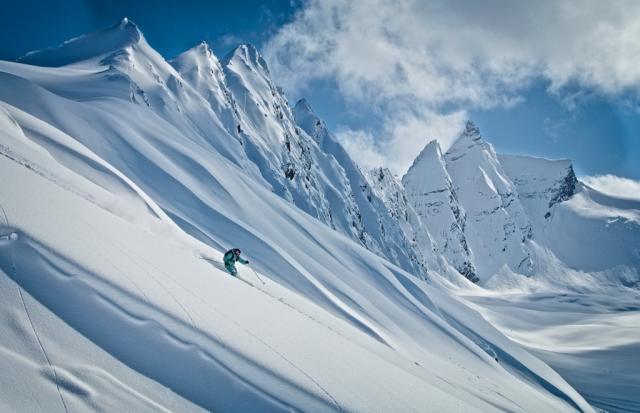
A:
[250,266,266,285]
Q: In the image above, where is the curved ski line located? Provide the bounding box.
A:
[1,205,68,413]
[16,286,69,413]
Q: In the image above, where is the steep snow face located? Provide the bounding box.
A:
[499,153,639,281]
[367,167,438,270]
[16,18,250,172]
[499,154,577,238]
[216,45,424,275]
[221,44,348,235]
[170,42,240,136]
[293,98,330,147]
[294,100,428,275]
[402,140,478,282]
[444,122,533,280]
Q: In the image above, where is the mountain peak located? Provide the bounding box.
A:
[193,41,213,56]
[171,41,218,68]
[293,98,320,123]
[119,17,133,29]
[295,98,313,114]
[455,120,482,144]
[403,139,453,193]
[463,120,480,138]
[423,139,443,155]
[19,18,145,67]
[222,43,269,74]
[406,139,443,176]
[369,167,397,185]
[445,120,487,157]
[80,16,143,46]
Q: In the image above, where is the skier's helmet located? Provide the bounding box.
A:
[233,248,241,254]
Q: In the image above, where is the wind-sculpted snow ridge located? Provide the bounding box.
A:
[0,19,598,412]
[18,18,143,68]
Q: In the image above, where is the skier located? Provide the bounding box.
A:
[223,248,249,276]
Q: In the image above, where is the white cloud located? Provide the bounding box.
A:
[582,175,640,201]
[267,0,640,102]
[334,128,386,171]
[336,110,466,174]
[264,0,640,172]
[382,110,467,174]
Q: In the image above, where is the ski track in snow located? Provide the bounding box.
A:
[17,285,70,413]
[1,205,69,413]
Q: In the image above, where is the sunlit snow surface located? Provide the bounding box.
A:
[1,19,638,412]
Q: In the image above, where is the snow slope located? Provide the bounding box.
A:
[0,20,597,412]
[464,290,640,413]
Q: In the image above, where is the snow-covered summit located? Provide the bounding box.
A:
[499,154,577,224]
[444,123,533,279]
[170,41,238,128]
[403,139,478,282]
[446,120,484,156]
[19,17,145,67]
[223,43,271,76]
[406,139,452,189]
[294,97,313,113]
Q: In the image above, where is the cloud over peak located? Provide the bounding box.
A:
[265,0,640,172]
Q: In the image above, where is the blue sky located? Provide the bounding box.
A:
[3,0,639,183]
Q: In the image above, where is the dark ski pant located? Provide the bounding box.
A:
[225,262,238,276]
